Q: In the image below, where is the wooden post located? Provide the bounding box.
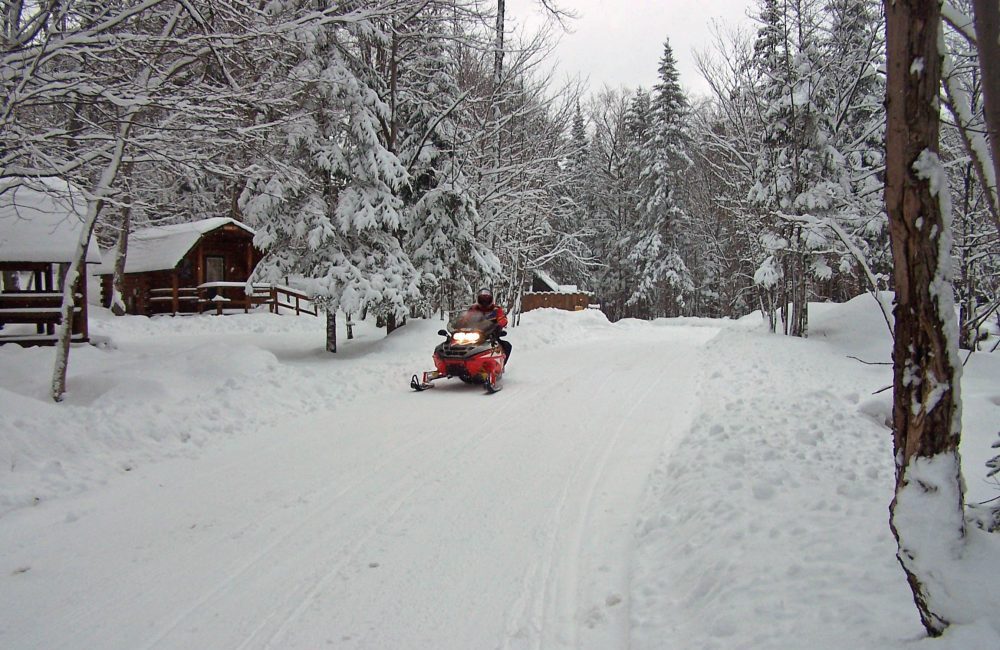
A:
[212,295,229,315]
[77,272,88,341]
[171,272,179,315]
[45,266,57,335]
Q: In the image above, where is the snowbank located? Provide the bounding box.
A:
[630,294,1000,648]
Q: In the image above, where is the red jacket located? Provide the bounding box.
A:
[469,302,508,328]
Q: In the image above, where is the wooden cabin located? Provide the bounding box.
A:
[96,218,263,315]
[521,270,596,313]
[0,178,102,346]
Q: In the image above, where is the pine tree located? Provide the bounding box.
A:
[749,0,842,337]
[240,6,418,349]
[825,0,889,300]
[627,40,693,318]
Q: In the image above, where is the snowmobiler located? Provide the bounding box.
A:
[411,300,510,394]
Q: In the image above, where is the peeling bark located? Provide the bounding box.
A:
[884,0,966,636]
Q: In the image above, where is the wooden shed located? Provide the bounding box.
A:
[521,270,596,313]
[0,178,102,346]
[96,218,263,315]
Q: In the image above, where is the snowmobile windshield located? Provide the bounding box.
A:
[449,309,499,333]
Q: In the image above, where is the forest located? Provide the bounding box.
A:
[2,0,996,342]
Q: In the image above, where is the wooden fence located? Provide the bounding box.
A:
[148,282,317,316]
[521,291,594,313]
[0,291,86,345]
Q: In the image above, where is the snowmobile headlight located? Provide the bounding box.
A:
[452,331,482,345]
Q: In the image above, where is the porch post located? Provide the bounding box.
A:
[171,272,179,315]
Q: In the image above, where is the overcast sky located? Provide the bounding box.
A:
[505,0,757,98]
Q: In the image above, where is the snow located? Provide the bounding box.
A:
[0,298,998,649]
[0,177,102,264]
[533,270,584,294]
[94,218,254,275]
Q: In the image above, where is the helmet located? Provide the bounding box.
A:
[476,288,493,308]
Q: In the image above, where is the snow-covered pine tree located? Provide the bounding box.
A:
[388,4,501,318]
[545,102,599,289]
[749,0,843,337]
[240,4,418,351]
[627,39,693,318]
[823,0,889,301]
[586,88,650,321]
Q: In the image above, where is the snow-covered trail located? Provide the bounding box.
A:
[0,322,718,650]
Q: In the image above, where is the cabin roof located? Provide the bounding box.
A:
[0,177,102,264]
[97,217,254,274]
[533,270,581,294]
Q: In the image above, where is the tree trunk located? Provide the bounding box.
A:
[492,0,505,170]
[110,199,131,316]
[51,116,134,401]
[385,312,405,334]
[326,307,337,353]
[958,165,976,350]
[884,0,966,637]
[52,3,185,402]
[972,0,1000,211]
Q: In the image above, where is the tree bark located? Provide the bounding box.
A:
[110,174,132,316]
[972,0,1000,206]
[884,0,966,637]
[326,307,337,353]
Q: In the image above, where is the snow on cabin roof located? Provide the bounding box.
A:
[0,177,102,264]
[533,270,583,294]
[96,217,254,274]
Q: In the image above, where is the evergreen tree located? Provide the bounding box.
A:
[627,39,693,317]
[749,0,842,337]
[240,7,418,348]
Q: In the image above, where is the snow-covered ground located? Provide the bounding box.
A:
[0,297,997,649]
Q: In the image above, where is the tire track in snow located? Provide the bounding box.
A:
[246,375,573,649]
[152,377,546,650]
[499,334,710,650]
[138,408,466,650]
[246,404,525,649]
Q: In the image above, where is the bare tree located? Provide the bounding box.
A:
[884,0,966,636]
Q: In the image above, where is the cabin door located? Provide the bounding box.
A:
[205,255,224,298]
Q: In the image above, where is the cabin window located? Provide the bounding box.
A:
[205,256,225,283]
[179,258,193,283]
[205,255,224,298]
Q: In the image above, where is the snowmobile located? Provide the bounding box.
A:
[411,310,508,393]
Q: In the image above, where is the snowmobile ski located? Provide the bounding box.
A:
[411,373,436,391]
[484,375,503,393]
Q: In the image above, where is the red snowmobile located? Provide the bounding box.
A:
[411,310,508,393]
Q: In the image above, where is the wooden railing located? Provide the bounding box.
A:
[147,283,317,316]
[268,284,317,316]
[0,291,85,344]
